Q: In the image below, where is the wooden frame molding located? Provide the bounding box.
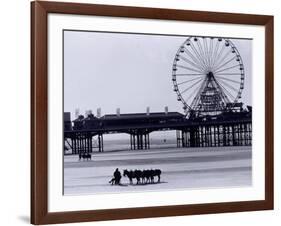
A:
[31,1,274,224]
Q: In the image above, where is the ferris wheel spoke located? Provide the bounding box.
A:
[208,38,214,69]
[203,38,209,68]
[177,77,202,86]
[215,79,235,102]
[184,85,201,104]
[180,78,204,95]
[216,78,238,93]
[176,64,204,74]
[189,41,208,70]
[190,78,209,109]
[210,40,221,69]
[185,92,200,109]
[212,49,232,71]
[175,73,205,76]
[182,47,206,71]
[215,75,241,84]
[208,39,213,68]
[196,39,208,69]
[219,86,235,102]
[215,47,231,63]
[178,55,205,72]
[213,55,237,72]
[212,42,226,69]
[203,38,210,70]
[212,81,231,104]
[214,64,241,74]
[204,38,212,69]
[215,73,243,76]
[196,39,206,66]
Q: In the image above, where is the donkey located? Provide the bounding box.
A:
[123,169,134,184]
[142,169,151,184]
[134,169,142,184]
[152,169,161,183]
[142,169,162,184]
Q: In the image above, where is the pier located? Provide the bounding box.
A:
[64,110,252,154]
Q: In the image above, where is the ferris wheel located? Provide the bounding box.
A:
[172,36,245,117]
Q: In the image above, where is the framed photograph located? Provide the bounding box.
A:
[31,1,274,224]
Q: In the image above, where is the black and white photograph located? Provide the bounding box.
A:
[63,30,252,195]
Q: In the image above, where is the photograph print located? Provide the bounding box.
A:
[63,30,252,196]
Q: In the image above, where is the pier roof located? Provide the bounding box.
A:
[102,112,185,120]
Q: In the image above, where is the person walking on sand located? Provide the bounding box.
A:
[113,168,121,185]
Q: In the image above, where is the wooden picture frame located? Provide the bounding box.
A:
[31,1,274,224]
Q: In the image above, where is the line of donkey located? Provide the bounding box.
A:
[78,153,91,160]
[123,169,162,185]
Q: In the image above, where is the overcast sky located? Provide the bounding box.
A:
[64,30,252,119]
